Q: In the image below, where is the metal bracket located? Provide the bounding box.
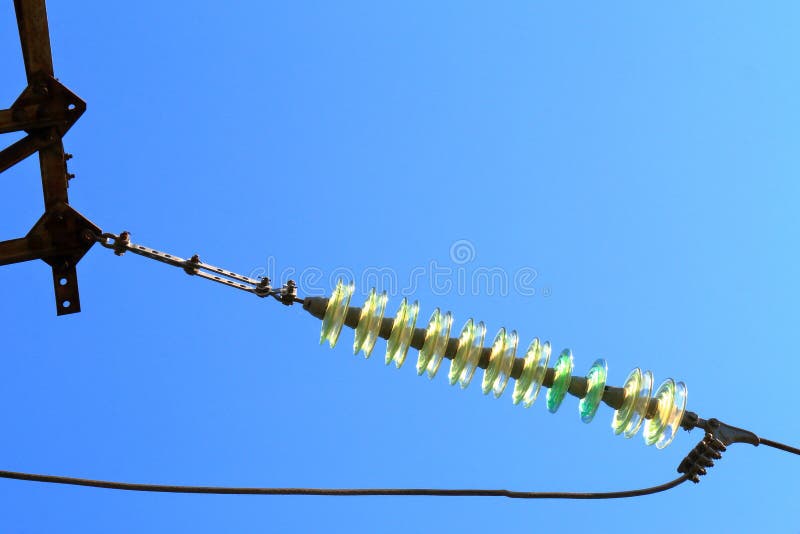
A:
[0,72,86,173]
[1,0,98,315]
[0,204,100,314]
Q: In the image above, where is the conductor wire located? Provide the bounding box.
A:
[0,469,690,499]
[759,438,800,456]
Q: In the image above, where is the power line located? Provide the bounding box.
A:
[759,438,800,456]
[3,431,796,498]
[0,469,690,499]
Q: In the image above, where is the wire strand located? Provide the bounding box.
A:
[759,437,800,456]
[0,469,690,499]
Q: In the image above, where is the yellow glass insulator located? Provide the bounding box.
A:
[385,298,419,368]
[417,309,453,379]
[612,368,642,435]
[449,319,487,389]
[492,330,519,399]
[320,279,354,348]
[512,338,551,408]
[486,330,517,398]
[482,328,507,395]
[643,379,676,446]
[353,288,388,358]
[655,381,687,450]
[623,369,653,438]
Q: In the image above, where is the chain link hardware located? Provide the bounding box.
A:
[93,231,301,304]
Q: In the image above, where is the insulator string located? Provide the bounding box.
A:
[306,280,689,449]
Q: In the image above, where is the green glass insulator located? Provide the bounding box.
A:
[655,381,687,449]
[482,328,507,395]
[454,320,487,389]
[546,349,574,413]
[579,359,608,423]
[643,379,676,446]
[512,338,551,407]
[385,298,419,368]
[623,370,653,438]
[423,311,453,379]
[492,330,518,398]
[353,288,388,357]
[612,368,642,435]
[320,279,354,348]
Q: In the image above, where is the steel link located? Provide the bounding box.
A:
[94,231,278,299]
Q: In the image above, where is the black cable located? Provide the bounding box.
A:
[759,437,800,456]
[0,470,690,499]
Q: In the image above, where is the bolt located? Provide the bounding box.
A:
[66,173,75,180]
[65,153,73,161]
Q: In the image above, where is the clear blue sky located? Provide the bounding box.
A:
[2,2,799,532]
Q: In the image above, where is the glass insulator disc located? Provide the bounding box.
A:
[623,370,653,438]
[417,308,443,375]
[655,381,687,449]
[353,288,388,358]
[512,339,551,407]
[424,311,453,379]
[449,319,475,385]
[611,368,642,435]
[643,378,676,446]
[385,298,419,368]
[492,330,518,398]
[482,328,507,395]
[579,358,608,423]
[546,349,574,413]
[455,320,487,389]
[512,338,538,405]
[320,278,354,348]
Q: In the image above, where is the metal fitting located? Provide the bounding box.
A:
[183,254,201,275]
[279,279,298,305]
[113,231,130,256]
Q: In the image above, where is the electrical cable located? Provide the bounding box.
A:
[0,469,690,499]
[759,438,800,456]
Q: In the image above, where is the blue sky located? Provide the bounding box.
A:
[1,2,799,532]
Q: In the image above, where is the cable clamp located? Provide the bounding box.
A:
[677,434,727,483]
